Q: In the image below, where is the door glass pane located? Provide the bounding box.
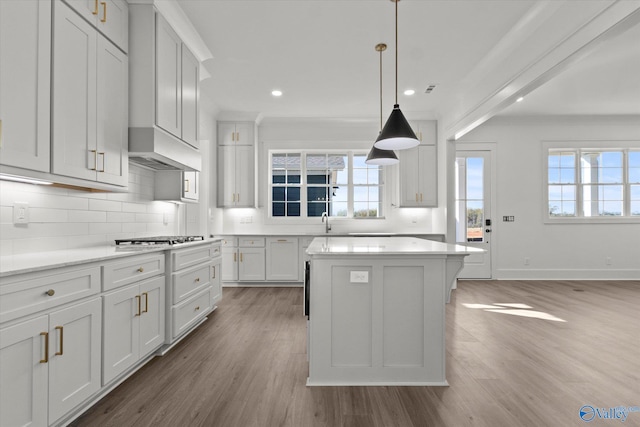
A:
[456,156,485,242]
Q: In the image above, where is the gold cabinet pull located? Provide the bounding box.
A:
[92,0,99,15]
[233,252,236,262]
[45,289,55,297]
[90,150,98,171]
[100,1,107,22]
[420,193,423,202]
[212,266,216,279]
[240,252,243,262]
[40,332,49,363]
[142,292,148,313]
[138,267,144,273]
[237,193,240,202]
[277,239,287,242]
[195,277,200,283]
[55,326,64,356]
[231,132,235,142]
[195,306,200,311]
[98,152,105,172]
[184,179,190,192]
[135,295,141,316]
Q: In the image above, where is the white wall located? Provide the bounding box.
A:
[458,115,640,279]
[0,164,179,256]
[209,118,447,237]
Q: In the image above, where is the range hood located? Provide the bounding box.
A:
[129,127,201,171]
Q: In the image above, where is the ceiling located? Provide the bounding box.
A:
[176,0,640,125]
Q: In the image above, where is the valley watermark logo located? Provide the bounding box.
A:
[579,405,640,422]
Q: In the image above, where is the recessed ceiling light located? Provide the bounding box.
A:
[271,90,283,97]
[404,89,415,96]
[516,96,524,103]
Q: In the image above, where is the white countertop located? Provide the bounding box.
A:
[306,236,484,256]
[0,238,221,278]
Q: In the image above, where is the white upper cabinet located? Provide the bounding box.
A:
[399,121,438,207]
[0,0,51,172]
[155,13,182,139]
[218,122,254,146]
[218,121,255,207]
[181,45,199,148]
[52,1,128,186]
[63,0,128,52]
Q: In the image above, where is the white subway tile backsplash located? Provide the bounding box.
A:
[89,199,122,212]
[68,210,107,223]
[0,164,181,255]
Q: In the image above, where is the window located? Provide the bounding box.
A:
[269,151,384,219]
[546,146,640,220]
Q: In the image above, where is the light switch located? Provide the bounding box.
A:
[350,271,369,283]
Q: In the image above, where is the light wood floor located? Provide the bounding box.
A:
[71,281,640,427]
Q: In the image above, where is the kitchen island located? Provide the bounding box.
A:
[306,236,482,386]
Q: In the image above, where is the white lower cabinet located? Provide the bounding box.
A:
[102,275,165,384]
[0,298,102,427]
[266,237,299,281]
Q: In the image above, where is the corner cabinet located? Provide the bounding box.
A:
[218,122,255,207]
[0,0,51,172]
[52,0,128,187]
[398,121,438,207]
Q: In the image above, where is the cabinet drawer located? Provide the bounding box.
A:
[211,242,222,259]
[172,245,213,271]
[103,253,165,292]
[238,237,265,247]
[0,266,100,323]
[220,237,237,247]
[172,287,211,339]
[172,264,211,304]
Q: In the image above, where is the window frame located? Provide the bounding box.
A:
[267,149,387,222]
[543,141,640,224]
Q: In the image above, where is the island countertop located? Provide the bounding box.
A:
[306,236,483,256]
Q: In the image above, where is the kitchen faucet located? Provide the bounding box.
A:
[321,212,331,233]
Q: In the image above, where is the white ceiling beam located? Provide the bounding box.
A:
[444,0,640,140]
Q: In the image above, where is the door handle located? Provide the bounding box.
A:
[100,2,107,22]
[55,326,64,356]
[92,0,99,15]
[40,332,49,363]
[142,292,149,313]
[135,295,141,316]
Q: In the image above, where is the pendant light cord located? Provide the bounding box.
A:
[380,46,383,131]
[395,0,398,105]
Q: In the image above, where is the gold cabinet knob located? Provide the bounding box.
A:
[195,306,200,311]
[195,277,200,283]
[138,267,144,273]
[45,289,55,296]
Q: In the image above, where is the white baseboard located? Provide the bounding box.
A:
[495,268,640,280]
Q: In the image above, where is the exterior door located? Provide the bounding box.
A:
[455,150,492,278]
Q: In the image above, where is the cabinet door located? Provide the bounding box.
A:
[155,14,181,138]
[183,171,199,201]
[221,247,238,281]
[417,145,437,206]
[211,260,222,304]
[266,238,300,281]
[218,145,237,206]
[48,298,102,424]
[238,248,265,281]
[97,34,128,186]
[217,122,237,146]
[0,316,48,427]
[96,0,128,52]
[63,0,99,24]
[139,276,165,358]
[0,0,51,172]
[52,1,98,181]
[398,146,421,207]
[235,145,255,207]
[181,44,199,148]
[234,122,253,146]
[103,285,140,384]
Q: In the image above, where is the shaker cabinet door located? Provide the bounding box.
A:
[155,13,182,139]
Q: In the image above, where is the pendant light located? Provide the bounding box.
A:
[366,43,399,165]
[374,0,419,150]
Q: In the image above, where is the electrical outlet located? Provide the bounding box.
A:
[13,202,29,224]
[350,271,369,283]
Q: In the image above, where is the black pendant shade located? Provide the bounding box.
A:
[366,134,399,165]
[373,104,419,150]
